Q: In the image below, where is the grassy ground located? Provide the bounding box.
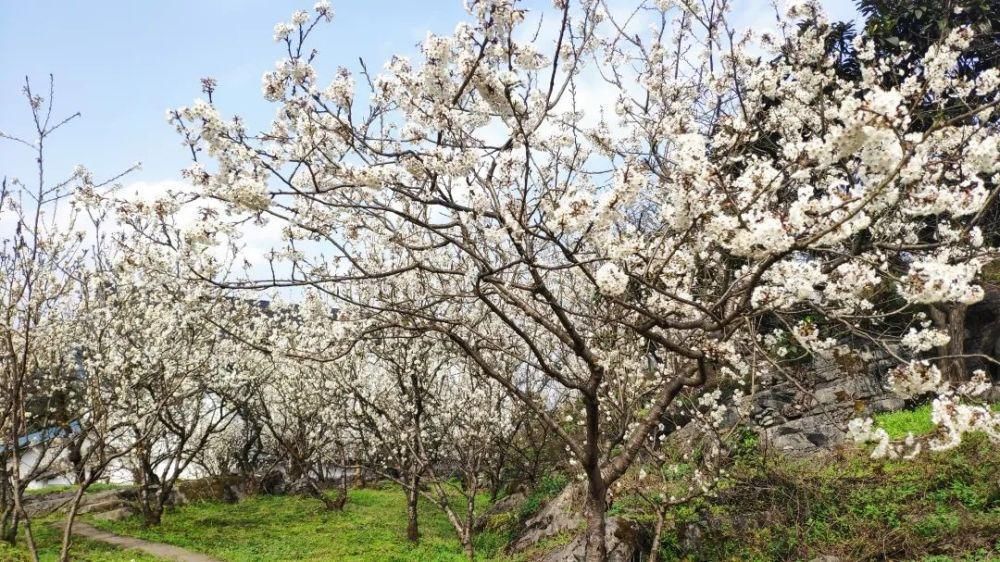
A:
[1,482,154,562]
[24,483,124,497]
[875,403,939,439]
[90,484,509,562]
[0,516,160,562]
[4,405,998,561]
[628,431,1000,561]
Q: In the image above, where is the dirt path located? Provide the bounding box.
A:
[70,522,221,562]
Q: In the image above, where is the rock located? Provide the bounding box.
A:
[24,494,75,517]
[812,356,843,383]
[680,517,705,554]
[509,483,639,561]
[23,487,137,517]
[749,352,913,455]
[174,475,248,504]
[259,470,287,495]
[475,491,525,532]
[77,498,131,515]
[983,384,1000,403]
[511,484,583,552]
[540,517,638,562]
[90,507,134,522]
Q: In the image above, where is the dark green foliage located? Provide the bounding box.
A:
[857,0,999,80]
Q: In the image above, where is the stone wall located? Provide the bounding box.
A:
[751,355,905,454]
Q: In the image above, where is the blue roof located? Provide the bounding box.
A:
[0,421,82,453]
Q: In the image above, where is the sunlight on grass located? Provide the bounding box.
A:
[91,485,510,562]
[875,403,1000,440]
[875,404,937,439]
[24,483,124,497]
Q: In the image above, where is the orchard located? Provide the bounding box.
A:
[2,1,999,561]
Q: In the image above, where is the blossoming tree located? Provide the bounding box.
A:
[244,294,357,509]
[347,329,516,558]
[166,0,1000,558]
[0,77,137,559]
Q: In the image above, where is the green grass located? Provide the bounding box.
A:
[875,402,1000,439]
[10,405,1000,561]
[875,403,937,438]
[0,514,161,561]
[25,483,124,497]
[91,484,510,561]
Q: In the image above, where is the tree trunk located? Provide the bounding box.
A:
[1,471,16,545]
[463,536,475,561]
[945,304,968,382]
[139,486,164,527]
[10,488,39,561]
[142,503,163,527]
[932,304,968,382]
[406,473,420,543]
[332,465,348,510]
[1,507,17,546]
[463,475,477,561]
[58,488,88,562]
[583,397,608,562]
[136,450,163,527]
[583,480,608,562]
[67,437,85,486]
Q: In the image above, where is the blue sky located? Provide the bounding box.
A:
[1,0,860,195]
[0,1,470,184]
